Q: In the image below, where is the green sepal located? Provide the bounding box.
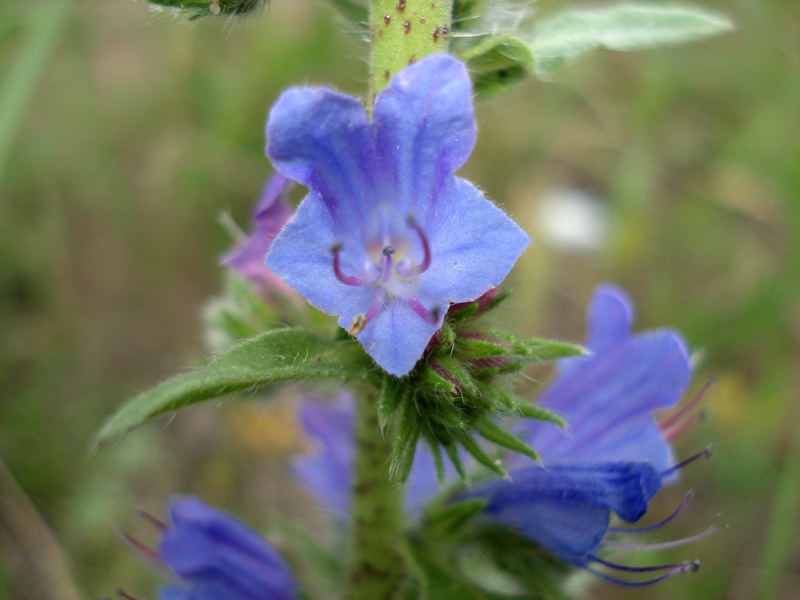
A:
[454,336,510,361]
[434,356,479,397]
[530,4,734,79]
[486,387,567,429]
[459,434,507,479]
[443,442,468,482]
[378,375,408,427]
[326,0,368,25]
[459,34,535,99]
[422,498,488,537]
[492,331,586,363]
[476,417,539,463]
[419,366,458,395]
[94,328,371,448]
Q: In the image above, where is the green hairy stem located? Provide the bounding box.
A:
[347,389,406,600]
[368,0,455,100]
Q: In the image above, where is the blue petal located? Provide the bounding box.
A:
[266,87,377,243]
[469,461,661,566]
[372,54,476,219]
[354,298,441,377]
[159,497,297,600]
[293,393,355,517]
[266,191,375,318]
[585,284,634,355]
[417,177,531,304]
[521,330,690,473]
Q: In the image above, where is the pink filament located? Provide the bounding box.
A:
[602,516,727,551]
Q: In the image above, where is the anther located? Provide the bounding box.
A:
[660,378,714,431]
[349,314,367,335]
[381,246,396,283]
[661,445,712,478]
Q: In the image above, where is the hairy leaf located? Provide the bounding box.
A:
[530,4,734,78]
[94,328,371,447]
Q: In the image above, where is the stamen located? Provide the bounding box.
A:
[117,589,141,600]
[396,215,431,276]
[120,532,162,563]
[589,554,697,573]
[584,565,689,587]
[348,295,386,335]
[660,378,714,430]
[138,509,167,531]
[603,516,727,551]
[661,445,712,478]
[662,410,706,441]
[381,246,396,283]
[407,298,441,325]
[331,243,380,287]
[609,490,694,533]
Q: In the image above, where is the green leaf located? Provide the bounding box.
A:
[453,0,492,29]
[530,4,734,78]
[460,34,535,98]
[94,329,371,447]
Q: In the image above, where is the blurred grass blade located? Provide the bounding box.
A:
[94,328,371,448]
[0,0,72,184]
[530,4,734,78]
[757,423,800,600]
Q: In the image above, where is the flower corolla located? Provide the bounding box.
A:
[265,54,530,376]
[223,173,296,300]
[155,496,298,600]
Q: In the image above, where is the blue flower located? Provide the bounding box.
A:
[265,54,530,376]
[222,173,296,301]
[515,283,692,475]
[156,496,298,600]
[464,285,720,584]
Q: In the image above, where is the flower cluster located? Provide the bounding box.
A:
[293,284,721,585]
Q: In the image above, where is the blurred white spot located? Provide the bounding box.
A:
[536,187,609,253]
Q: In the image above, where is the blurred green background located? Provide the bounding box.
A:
[1,0,798,598]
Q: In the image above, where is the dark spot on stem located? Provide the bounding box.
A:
[433,26,440,42]
[377,29,383,37]
[409,55,417,65]
[442,26,450,36]
[384,70,391,80]
[397,0,406,12]
[404,20,411,34]
[420,17,426,24]
[384,14,390,25]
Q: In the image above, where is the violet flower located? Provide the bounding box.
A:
[467,284,722,585]
[264,54,530,376]
[125,496,298,600]
[222,173,296,301]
